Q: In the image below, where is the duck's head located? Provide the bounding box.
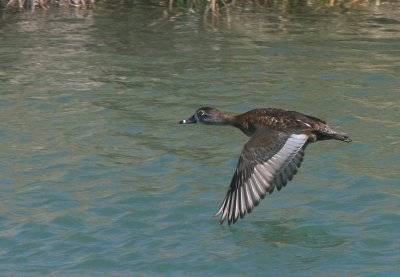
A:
[179,107,228,125]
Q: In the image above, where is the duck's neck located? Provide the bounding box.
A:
[220,113,236,125]
[206,112,237,126]
[221,113,253,136]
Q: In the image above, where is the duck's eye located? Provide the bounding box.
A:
[198,110,205,116]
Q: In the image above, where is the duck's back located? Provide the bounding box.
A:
[235,108,350,143]
[238,108,324,131]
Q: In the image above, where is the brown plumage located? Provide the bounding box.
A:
[179,107,351,225]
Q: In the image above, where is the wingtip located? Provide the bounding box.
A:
[213,210,233,225]
[212,211,222,218]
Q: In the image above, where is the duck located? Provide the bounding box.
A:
[179,107,351,225]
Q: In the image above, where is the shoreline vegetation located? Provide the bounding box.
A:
[1,0,386,14]
[1,0,396,28]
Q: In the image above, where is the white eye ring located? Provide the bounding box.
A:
[198,110,205,116]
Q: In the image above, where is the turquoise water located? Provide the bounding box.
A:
[0,2,399,276]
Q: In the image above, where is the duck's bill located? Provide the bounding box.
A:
[179,114,197,124]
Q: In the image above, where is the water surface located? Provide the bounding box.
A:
[0,2,399,276]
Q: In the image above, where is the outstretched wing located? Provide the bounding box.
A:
[214,129,309,225]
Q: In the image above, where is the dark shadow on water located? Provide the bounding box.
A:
[229,219,347,250]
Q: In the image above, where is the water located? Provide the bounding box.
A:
[0,2,399,276]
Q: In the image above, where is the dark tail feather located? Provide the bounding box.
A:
[318,131,352,143]
[332,133,352,143]
[317,125,352,143]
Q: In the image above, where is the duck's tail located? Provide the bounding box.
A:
[330,132,352,143]
[317,125,352,143]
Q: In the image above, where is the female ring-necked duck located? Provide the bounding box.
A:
[179,107,351,225]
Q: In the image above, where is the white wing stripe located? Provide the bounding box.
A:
[254,167,272,190]
[252,174,265,196]
[239,186,246,217]
[249,179,260,203]
[244,183,253,212]
[257,163,275,182]
[234,189,240,220]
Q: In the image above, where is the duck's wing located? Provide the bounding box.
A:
[214,129,309,225]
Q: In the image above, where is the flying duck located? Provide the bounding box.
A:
[179,107,351,225]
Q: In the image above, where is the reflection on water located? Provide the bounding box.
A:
[0,2,399,276]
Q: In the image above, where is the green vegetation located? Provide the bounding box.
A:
[2,0,94,11]
[0,0,386,13]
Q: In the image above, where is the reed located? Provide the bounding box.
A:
[3,0,94,11]
[0,0,384,12]
[165,0,384,25]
